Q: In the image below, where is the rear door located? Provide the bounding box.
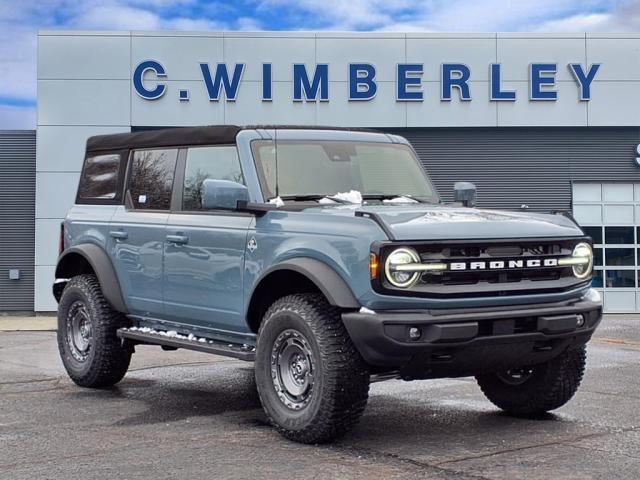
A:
[163,145,253,335]
[108,148,178,317]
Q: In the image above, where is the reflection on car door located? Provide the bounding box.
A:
[108,148,178,317]
[163,145,253,337]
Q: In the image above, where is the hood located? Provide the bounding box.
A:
[304,204,585,241]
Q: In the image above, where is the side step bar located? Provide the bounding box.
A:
[117,328,255,361]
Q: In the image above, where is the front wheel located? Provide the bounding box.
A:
[476,345,587,416]
[255,293,370,444]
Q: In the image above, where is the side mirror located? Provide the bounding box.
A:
[202,179,249,210]
[454,182,477,208]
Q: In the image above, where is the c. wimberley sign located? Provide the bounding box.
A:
[133,60,601,103]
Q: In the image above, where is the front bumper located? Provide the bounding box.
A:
[342,289,602,380]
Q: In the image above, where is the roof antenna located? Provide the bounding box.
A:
[274,128,279,198]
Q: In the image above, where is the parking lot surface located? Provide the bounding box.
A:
[1,317,639,480]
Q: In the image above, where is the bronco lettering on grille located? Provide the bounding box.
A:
[449,258,559,271]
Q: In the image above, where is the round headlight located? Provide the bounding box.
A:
[385,247,421,288]
[571,242,593,279]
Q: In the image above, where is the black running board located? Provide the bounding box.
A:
[117,328,255,361]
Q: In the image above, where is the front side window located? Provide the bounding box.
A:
[128,149,178,210]
[251,140,438,202]
[182,146,244,211]
[78,153,121,200]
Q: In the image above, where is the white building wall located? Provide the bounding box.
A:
[36,30,640,310]
[36,31,131,310]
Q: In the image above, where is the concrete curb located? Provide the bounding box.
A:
[0,316,57,331]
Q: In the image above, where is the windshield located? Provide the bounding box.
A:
[251,140,439,203]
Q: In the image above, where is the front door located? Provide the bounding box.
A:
[108,148,179,317]
[163,145,252,336]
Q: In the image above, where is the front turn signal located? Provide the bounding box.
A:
[369,253,379,279]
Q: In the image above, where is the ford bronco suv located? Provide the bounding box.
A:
[54,125,602,444]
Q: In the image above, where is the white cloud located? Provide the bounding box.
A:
[235,17,264,31]
[0,26,36,100]
[163,17,223,30]
[0,104,36,129]
[69,4,163,30]
[533,2,640,32]
[255,0,414,29]
[533,13,612,32]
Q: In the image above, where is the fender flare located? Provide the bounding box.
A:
[55,244,128,313]
[250,257,360,309]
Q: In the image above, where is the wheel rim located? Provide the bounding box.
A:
[270,329,315,410]
[66,300,93,362]
[497,367,534,386]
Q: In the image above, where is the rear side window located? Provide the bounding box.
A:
[182,146,244,211]
[128,149,178,210]
[78,154,121,201]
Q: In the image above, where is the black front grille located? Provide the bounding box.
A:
[375,237,590,298]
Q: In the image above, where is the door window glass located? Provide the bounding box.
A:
[182,146,244,211]
[128,149,178,210]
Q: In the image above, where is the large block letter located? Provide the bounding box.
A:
[397,64,423,102]
[349,63,377,101]
[441,63,471,101]
[293,64,329,102]
[133,60,167,100]
[200,63,245,101]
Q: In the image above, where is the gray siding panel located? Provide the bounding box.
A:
[388,127,640,212]
[0,130,36,311]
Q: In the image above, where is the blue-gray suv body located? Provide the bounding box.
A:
[54,125,602,444]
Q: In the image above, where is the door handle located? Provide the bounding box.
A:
[166,234,189,245]
[109,230,128,240]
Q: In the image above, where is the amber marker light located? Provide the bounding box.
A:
[369,253,379,279]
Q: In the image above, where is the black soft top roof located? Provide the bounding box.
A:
[86,125,378,153]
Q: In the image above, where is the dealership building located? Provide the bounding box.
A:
[2,30,640,313]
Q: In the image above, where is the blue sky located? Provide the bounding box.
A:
[0,0,637,128]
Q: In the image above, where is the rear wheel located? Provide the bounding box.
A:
[57,274,132,388]
[476,345,586,416]
[255,293,370,444]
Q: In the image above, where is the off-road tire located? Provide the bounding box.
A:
[57,274,132,388]
[476,345,587,416]
[255,293,370,444]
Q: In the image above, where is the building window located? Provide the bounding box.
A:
[573,182,640,312]
[128,149,178,210]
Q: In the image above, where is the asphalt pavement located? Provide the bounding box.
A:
[1,317,639,479]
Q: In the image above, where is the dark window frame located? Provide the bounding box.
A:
[75,149,128,205]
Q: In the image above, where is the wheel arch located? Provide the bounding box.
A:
[246,257,360,333]
[54,244,128,313]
